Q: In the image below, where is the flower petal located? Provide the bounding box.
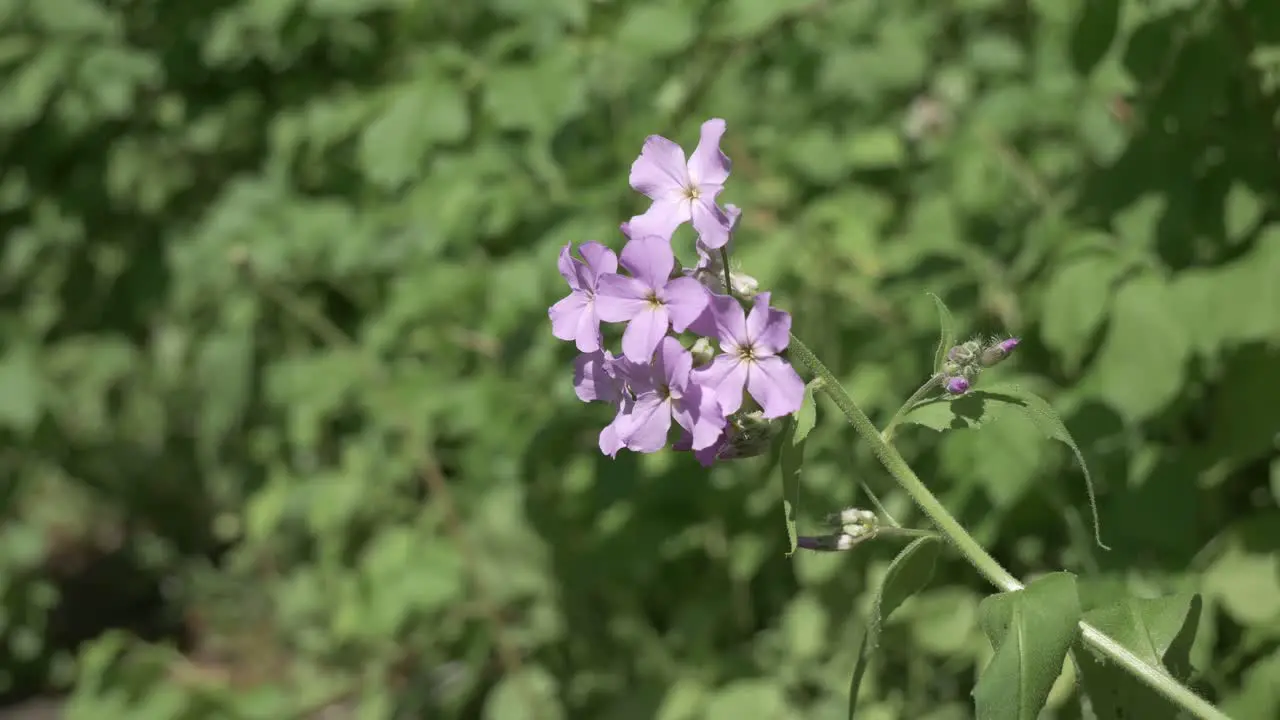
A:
[657,335,693,389]
[620,234,676,289]
[599,418,624,457]
[744,292,790,354]
[549,292,589,343]
[672,383,726,452]
[620,306,670,362]
[662,276,710,333]
[629,135,689,198]
[594,274,650,322]
[747,356,805,419]
[573,351,617,403]
[706,292,748,348]
[578,241,618,283]
[621,392,672,453]
[556,244,581,290]
[694,353,747,415]
[687,118,731,186]
[691,196,732,250]
[573,303,601,352]
[627,198,690,242]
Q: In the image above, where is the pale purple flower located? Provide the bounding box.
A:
[618,336,725,454]
[628,118,734,249]
[573,350,644,457]
[694,292,804,419]
[549,242,618,352]
[673,430,729,467]
[595,235,709,363]
[945,376,971,395]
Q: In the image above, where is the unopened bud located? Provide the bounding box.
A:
[826,507,877,531]
[979,337,1019,368]
[946,340,981,365]
[729,269,759,299]
[690,337,715,367]
[797,533,860,552]
[945,376,971,395]
[720,411,777,460]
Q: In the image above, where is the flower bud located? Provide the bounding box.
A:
[720,411,777,460]
[944,376,971,395]
[979,337,1019,368]
[946,340,981,365]
[826,507,877,532]
[797,533,860,552]
[729,269,759,299]
[689,337,716,367]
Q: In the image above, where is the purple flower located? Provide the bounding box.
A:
[617,336,725,454]
[944,376,971,395]
[573,350,643,457]
[694,292,804,419]
[628,118,734,249]
[595,235,709,363]
[549,241,618,352]
[673,430,729,467]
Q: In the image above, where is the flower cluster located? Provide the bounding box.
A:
[939,336,1020,395]
[549,119,805,464]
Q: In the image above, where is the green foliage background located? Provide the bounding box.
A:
[2,0,1279,717]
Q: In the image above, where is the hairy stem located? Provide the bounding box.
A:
[785,334,1229,720]
[881,374,943,443]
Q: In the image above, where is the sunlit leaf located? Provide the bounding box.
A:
[974,573,1082,720]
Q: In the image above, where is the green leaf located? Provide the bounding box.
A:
[900,384,1106,548]
[1222,648,1280,720]
[484,665,564,720]
[1069,0,1121,76]
[928,292,957,373]
[1075,592,1202,720]
[1086,273,1191,422]
[1224,182,1265,243]
[705,679,789,720]
[1202,514,1280,627]
[846,127,906,169]
[1039,253,1127,374]
[974,572,1082,720]
[0,345,44,434]
[716,0,815,40]
[848,536,941,718]
[779,381,818,555]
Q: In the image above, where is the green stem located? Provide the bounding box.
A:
[881,374,943,443]
[718,247,734,295]
[786,334,1230,720]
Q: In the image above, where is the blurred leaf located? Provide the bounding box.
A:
[1069,0,1121,76]
[1203,515,1280,627]
[1087,273,1191,422]
[974,572,1082,720]
[1224,182,1265,243]
[849,536,941,717]
[1222,648,1280,720]
[716,0,816,40]
[484,665,564,720]
[847,128,906,169]
[0,345,44,434]
[705,679,789,720]
[1039,253,1127,374]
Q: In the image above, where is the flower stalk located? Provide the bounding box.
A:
[785,335,1230,720]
